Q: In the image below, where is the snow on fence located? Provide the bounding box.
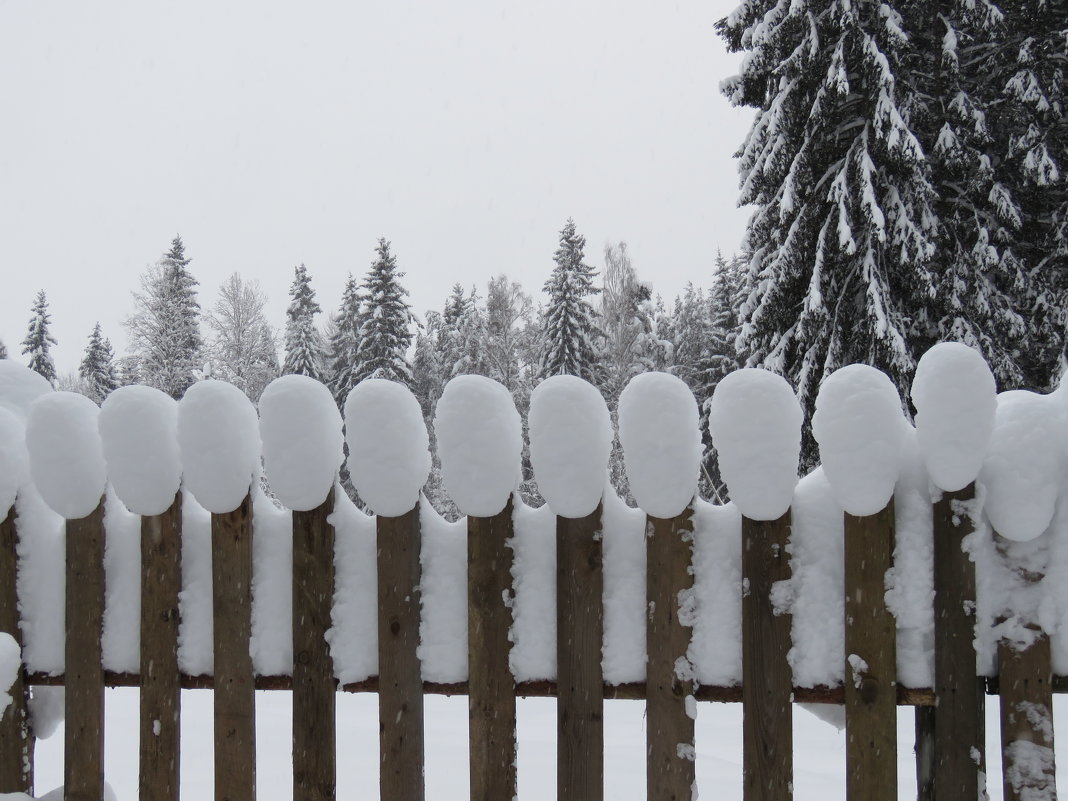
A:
[0,344,1066,801]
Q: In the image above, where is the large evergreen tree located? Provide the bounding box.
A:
[327,274,365,406]
[541,218,603,382]
[79,322,119,404]
[282,263,326,380]
[22,290,58,385]
[355,238,415,385]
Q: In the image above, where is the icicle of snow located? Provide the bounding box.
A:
[26,392,107,519]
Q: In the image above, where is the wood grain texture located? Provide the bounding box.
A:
[377,505,424,801]
[741,511,793,801]
[139,493,183,801]
[844,501,897,801]
[212,493,256,801]
[467,497,516,801]
[646,508,696,801]
[65,498,106,801]
[293,490,337,801]
[0,507,32,793]
[556,506,604,801]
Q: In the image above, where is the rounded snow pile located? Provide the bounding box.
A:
[528,376,611,518]
[0,360,52,420]
[911,343,996,492]
[980,390,1062,542]
[26,392,107,519]
[0,407,28,515]
[434,375,521,517]
[708,368,801,520]
[99,385,182,516]
[812,364,906,517]
[345,379,430,516]
[259,376,343,511]
[618,372,702,519]
[177,380,261,514]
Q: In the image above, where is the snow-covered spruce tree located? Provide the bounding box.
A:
[355,239,415,385]
[541,219,603,382]
[205,273,279,401]
[282,263,326,380]
[327,274,365,406]
[21,290,58,385]
[79,322,119,404]
[125,235,202,399]
[719,1,937,462]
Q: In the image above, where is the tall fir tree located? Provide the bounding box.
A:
[282,263,326,380]
[541,218,603,382]
[355,238,415,385]
[21,290,58,385]
[327,274,365,406]
[79,322,119,404]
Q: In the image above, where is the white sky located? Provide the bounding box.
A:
[0,0,752,374]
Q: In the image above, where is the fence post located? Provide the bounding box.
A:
[741,510,792,801]
[647,505,696,801]
[467,496,516,801]
[377,503,424,801]
[557,504,604,801]
[140,491,183,801]
[0,504,32,793]
[843,500,897,801]
[293,489,337,801]
[65,496,106,801]
[212,492,256,801]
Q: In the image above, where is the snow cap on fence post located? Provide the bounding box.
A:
[979,390,1062,542]
[434,375,522,517]
[258,375,343,511]
[177,379,261,514]
[617,372,702,518]
[344,378,430,517]
[708,368,801,520]
[0,360,52,421]
[528,375,611,518]
[99,385,181,516]
[812,364,908,517]
[26,391,107,519]
[0,407,28,516]
[911,343,997,492]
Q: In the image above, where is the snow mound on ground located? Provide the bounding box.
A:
[99,385,181,516]
[708,368,801,520]
[812,364,907,517]
[26,392,106,519]
[0,632,20,721]
[0,361,51,420]
[345,379,430,517]
[617,372,702,518]
[911,343,996,492]
[528,376,611,518]
[980,390,1062,541]
[259,375,343,511]
[177,380,260,514]
[434,375,521,517]
[0,408,28,516]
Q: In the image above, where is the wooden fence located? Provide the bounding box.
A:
[0,481,1061,801]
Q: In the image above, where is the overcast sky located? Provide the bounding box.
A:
[0,0,752,374]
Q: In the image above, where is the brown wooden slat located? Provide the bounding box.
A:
[844,501,897,801]
[0,505,32,793]
[377,505,424,801]
[556,506,604,801]
[293,490,337,801]
[646,507,696,801]
[914,707,935,801]
[741,511,792,801]
[212,493,255,801]
[467,497,516,801]
[139,492,183,801]
[65,497,106,801]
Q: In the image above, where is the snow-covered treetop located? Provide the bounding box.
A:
[26,392,107,519]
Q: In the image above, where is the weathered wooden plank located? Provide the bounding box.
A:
[647,507,696,801]
[65,497,106,801]
[212,493,256,801]
[0,505,32,793]
[556,505,604,801]
[930,484,984,801]
[467,497,516,801]
[139,492,183,801]
[844,501,897,801]
[741,510,792,801]
[914,707,935,801]
[377,505,424,801]
[293,490,337,801]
